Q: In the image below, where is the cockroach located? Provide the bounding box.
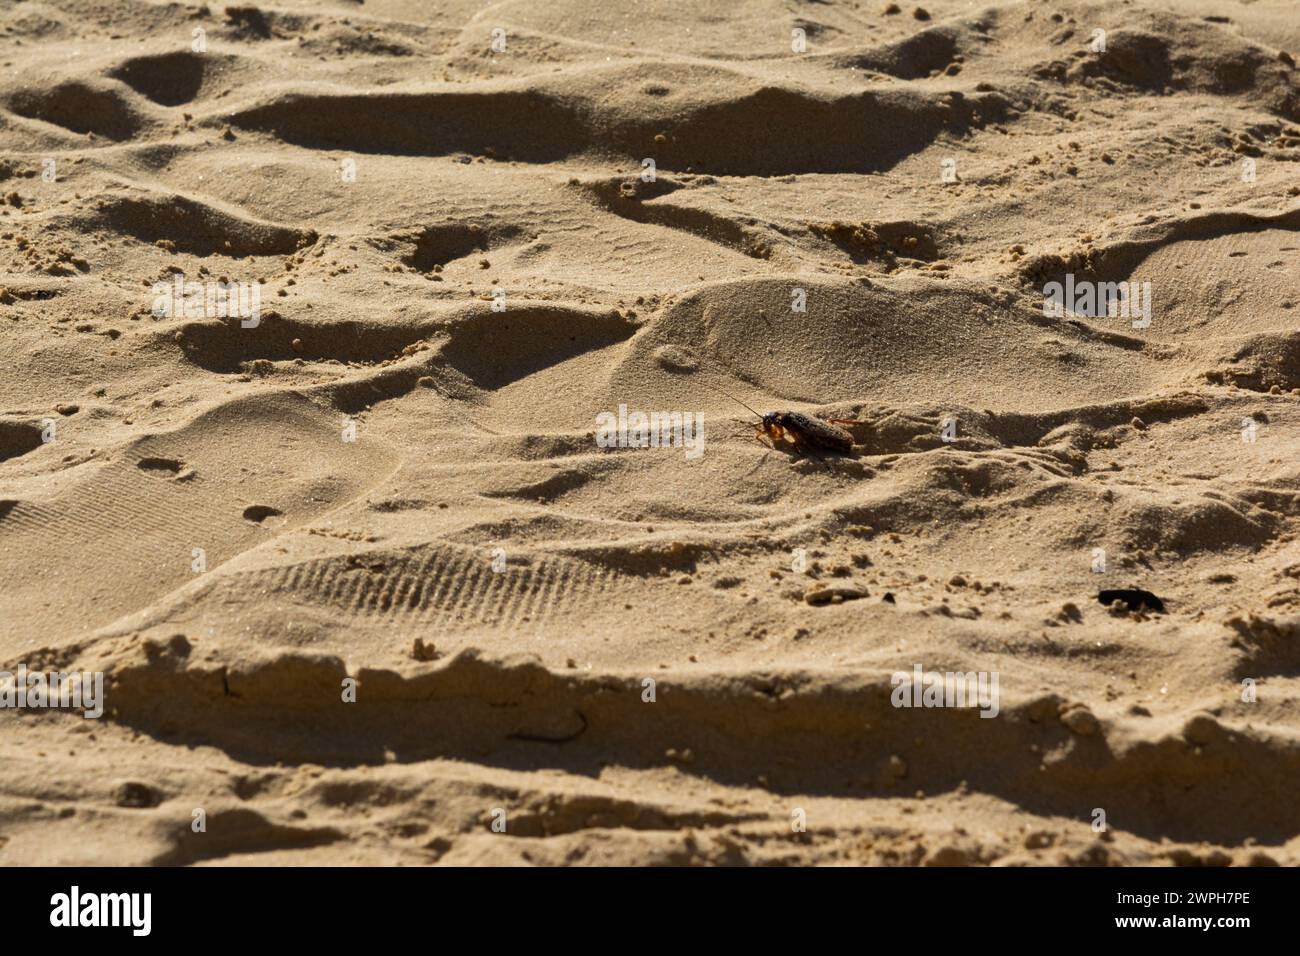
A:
[701,381,858,456]
[759,409,857,455]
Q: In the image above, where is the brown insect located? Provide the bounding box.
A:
[704,383,858,456]
[755,409,856,455]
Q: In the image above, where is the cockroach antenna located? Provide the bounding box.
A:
[694,377,765,421]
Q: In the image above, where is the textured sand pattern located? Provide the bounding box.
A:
[1,0,1299,866]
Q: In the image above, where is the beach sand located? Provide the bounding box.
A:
[1,0,1299,865]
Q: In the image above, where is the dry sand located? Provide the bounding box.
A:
[1,0,1299,866]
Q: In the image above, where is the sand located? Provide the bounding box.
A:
[0,0,1298,866]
